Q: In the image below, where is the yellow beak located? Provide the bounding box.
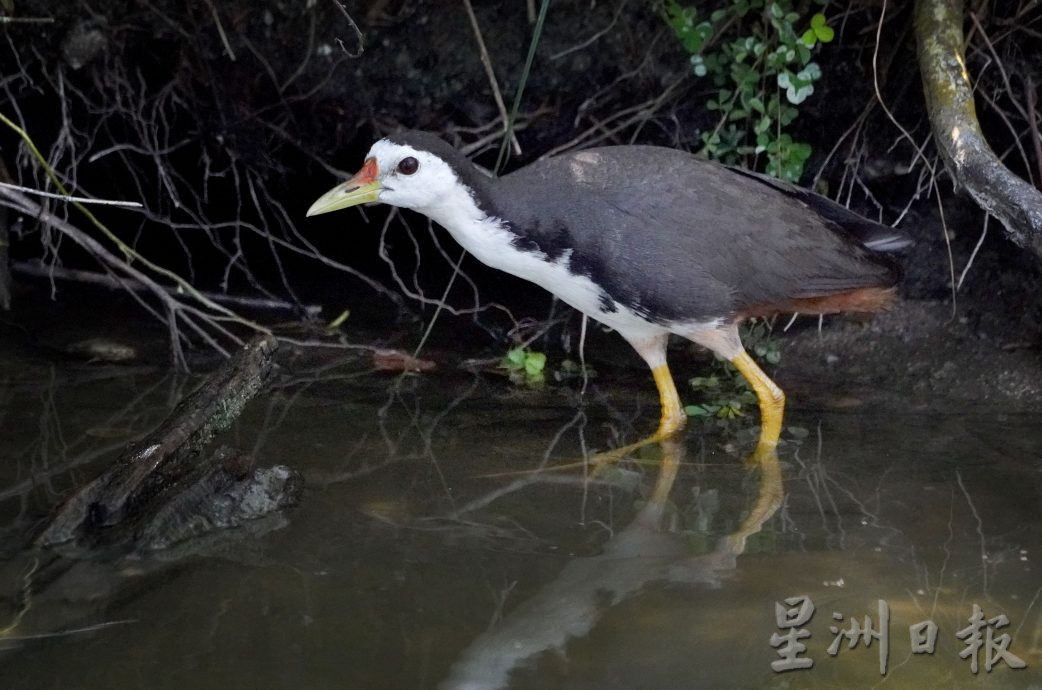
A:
[306,157,381,217]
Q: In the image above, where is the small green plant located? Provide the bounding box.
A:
[665,0,833,182]
[684,319,780,421]
[685,370,757,420]
[743,319,782,364]
[501,346,547,385]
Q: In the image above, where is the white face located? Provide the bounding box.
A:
[367,140,462,211]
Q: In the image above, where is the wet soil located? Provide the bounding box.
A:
[781,299,1042,413]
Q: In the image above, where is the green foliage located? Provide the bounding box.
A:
[665,0,833,182]
[684,371,756,420]
[501,346,547,385]
[743,319,782,364]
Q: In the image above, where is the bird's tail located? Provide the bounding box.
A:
[856,227,915,254]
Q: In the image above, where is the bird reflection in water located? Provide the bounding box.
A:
[439,434,783,690]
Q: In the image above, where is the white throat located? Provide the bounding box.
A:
[421,183,519,271]
[415,180,666,343]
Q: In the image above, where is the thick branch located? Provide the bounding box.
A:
[915,0,1042,256]
[35,335,278,547]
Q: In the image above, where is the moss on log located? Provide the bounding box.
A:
[35,335,278,547]
[916,0,1042,255]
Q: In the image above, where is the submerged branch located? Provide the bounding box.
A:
[35,335,279,547]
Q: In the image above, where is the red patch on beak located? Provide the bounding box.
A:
[353,157,378,185]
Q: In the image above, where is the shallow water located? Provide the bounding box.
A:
[0,340,1040,689]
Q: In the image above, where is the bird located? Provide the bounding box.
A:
[307,131,910,454]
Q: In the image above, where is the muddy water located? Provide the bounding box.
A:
[0,341,1040,689]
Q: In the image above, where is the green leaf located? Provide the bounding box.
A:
[689,375,721,390]
[797,43,812,65]
[327,309,351,330]
[785,82,813,104]
[810,13,834,42]
[717,404,742,420]
[801,29,817,47]
[503,347,526,370]
[524,351,547,376]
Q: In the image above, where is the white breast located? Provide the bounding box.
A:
[422,184,667,342]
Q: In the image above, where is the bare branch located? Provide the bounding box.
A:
[330,0,364,58]
[0,181,142,207]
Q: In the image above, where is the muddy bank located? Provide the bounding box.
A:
[778,298,1042,414]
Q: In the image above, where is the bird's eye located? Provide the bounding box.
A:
[397,157,419,175]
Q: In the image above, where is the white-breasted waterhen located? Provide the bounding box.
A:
[308,131,910,454]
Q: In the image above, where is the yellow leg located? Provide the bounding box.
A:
[650,363,686,437]
[720,444,784,556]
[730,351,785,451]
[583,362,685,471]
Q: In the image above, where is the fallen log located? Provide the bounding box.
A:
[35,334,290,548]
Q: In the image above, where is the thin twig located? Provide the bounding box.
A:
[12,261,321,315]
[461,0,521,155]
[551,0,628,61]
[0,16,54,24]
[0,181,142,207]
[330,0,365,58]
[542,76,686,158]
[871,0,935,175]
[1025,75,1042,190]
[0,113,258,331]
[204,0,236,61]
[957,213,990,290]
[932,178,959,317]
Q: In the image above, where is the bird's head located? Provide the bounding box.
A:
[307,132,480,218]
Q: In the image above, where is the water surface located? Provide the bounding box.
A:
[1,339,1039,689]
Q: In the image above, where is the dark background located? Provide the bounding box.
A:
[1,0,1040,357]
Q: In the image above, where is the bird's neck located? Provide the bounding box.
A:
[421,181,520,271]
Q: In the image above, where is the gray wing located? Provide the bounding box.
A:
[491,146,901,323]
